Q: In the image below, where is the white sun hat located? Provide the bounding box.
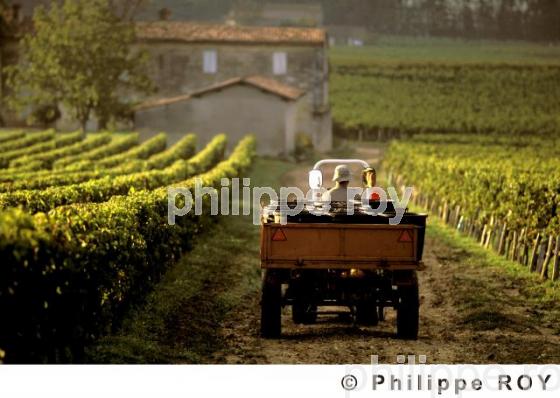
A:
[332,165,351,183]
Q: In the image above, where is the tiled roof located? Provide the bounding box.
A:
[135,75,305,111]
[136,21,326,45]
[135,93,193,111]
[243,75,304,100]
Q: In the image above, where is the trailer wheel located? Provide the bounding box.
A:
[396,276,419,340]
[260,270,281,338]
[377,306,386,322]
[292,302,317,324]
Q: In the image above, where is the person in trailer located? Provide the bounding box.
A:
[362,166,381,201]
[321,164,352,202]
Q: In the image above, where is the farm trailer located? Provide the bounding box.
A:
[259,159,428,339]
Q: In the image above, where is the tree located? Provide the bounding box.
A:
[426,0,453,36]
[461,1,476,38]
[0,0,7,34]
[527,0,560,41]
[5,0,153,131]
[230,0,262,25]
[476,0,496,38]
[0,0,10,126]
[108,0,147,21]
[497,0,520,39]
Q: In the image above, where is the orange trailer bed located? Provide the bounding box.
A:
[260,223,424,270]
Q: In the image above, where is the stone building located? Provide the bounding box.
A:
[134,21,332,155]
[135,76,310,156]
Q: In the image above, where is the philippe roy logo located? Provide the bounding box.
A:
[341,355,557,396]
[167,177,414,226]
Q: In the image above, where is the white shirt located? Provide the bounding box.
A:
[321,185,350,202]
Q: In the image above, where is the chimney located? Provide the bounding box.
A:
[158,7,171,21]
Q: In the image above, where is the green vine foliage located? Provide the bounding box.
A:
[384,134,560,238]
[0,133,256,363]
[331,62,560,137]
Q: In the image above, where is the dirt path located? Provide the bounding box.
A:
[207,149,560,364]
[91,154,560,364]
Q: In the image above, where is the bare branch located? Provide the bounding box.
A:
[108,0,148,21]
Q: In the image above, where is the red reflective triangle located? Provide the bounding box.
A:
[399,230,413,243]
[272,228,287,241]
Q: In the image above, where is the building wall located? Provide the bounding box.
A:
[137,41,329,112]
[290,92,332,152]
[135,84,294,156]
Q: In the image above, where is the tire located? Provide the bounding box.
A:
[396,275,419,340]
[377,306,386,322]
[260,270,282,338]
[356,301,378,326]
[292,302,317,324]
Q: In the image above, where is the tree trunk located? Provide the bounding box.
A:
[78,106,91,132]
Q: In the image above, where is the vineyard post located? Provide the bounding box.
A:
[484,216,494,249]
[489,225,496,250]
[509,230,518,261]
[552,236,560,281]
[536,242,546,275]
[540,235,555,279]
[522,242,529,266]
[503,230,511,259]
[449,203,455,225]
[454,206,461,228]
[430,198,437,215]
[475,223,481,241]
[516,228,526,263]
[466,218,472,235]
[492,219,499,250]
[480,224,488,246]
[529,233,542,272]
[485,223,494,250]
[468,219,475,238]
[498,222,507,255]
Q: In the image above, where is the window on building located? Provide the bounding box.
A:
[203,50,218,74]
[272,52,287,75]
